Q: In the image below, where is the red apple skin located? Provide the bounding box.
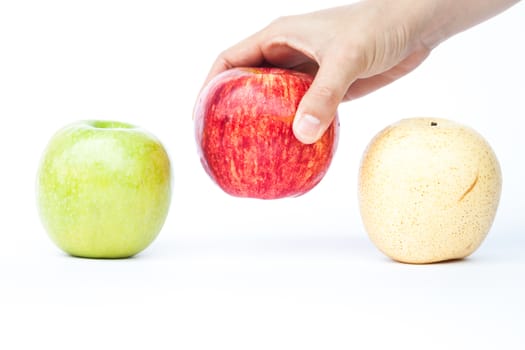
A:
[194,67,339,199]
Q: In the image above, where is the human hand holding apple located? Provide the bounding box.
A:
[36,120,171,258]
[194,67,339,199]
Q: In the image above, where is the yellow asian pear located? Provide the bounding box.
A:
[358,118,502,264]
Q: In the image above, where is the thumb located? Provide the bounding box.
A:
[293,60,357,144]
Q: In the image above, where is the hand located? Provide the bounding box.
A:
[203,1,432,144]
[203,0,519,144]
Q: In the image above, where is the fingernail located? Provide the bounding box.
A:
[294,113,321,144]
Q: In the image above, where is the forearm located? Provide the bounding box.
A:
[420,0,521,48]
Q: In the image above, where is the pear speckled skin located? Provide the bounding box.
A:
[37,120,172,258]
[358,118,502,264]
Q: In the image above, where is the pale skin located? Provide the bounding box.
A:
[203,0,520,144]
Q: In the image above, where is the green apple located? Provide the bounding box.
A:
[36,120,172,258]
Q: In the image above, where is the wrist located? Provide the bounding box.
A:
[419,0,520,49]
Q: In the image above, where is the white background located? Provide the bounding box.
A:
[1,1,524,349]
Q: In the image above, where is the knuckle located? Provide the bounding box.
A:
[264,15,294,40]
[215,54,233,70]
[326,35,371,71]
[338,43,368,71]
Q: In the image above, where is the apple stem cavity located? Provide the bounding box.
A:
[88,120,136,130]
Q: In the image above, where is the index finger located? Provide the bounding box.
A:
[203,33,266,87]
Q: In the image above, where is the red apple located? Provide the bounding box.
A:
[194,67,339,199]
